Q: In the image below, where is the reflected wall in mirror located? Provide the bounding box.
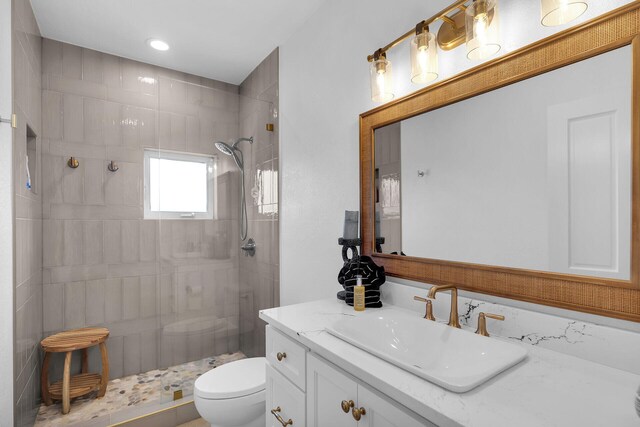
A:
[374,45,632,281]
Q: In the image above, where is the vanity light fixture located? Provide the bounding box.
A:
[367,0,505,102]
[540,0,588,26]
[465,0,501,60]
[147,38,170,51]
[370,50,394,102]
[410,22,439,84]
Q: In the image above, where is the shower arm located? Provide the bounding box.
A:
[232,137,254,150]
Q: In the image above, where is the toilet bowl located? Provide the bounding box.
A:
[194,357,266,427]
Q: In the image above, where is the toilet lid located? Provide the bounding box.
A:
[195,357,266,399]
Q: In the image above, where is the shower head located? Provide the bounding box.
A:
[214,141,235,157]
[214,137,254,171]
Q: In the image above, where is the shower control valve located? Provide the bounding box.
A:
[241,238,256,257]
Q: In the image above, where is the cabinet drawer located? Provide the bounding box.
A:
[266,326,307,391]
[266,363,306,427]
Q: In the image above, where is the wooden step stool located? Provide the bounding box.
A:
[40,327,110,414]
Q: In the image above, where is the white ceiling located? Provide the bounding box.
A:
[31,0,326,85]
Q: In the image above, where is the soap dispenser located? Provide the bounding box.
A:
[354,275,365,312]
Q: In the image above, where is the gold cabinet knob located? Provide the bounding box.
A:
[270,407,293,426]
[341,399,354,413]
[352,406,367,421]
[276,352,287,361]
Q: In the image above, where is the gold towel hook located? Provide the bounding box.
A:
[67,157,79,169]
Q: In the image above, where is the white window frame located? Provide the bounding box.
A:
[144,149,216,220]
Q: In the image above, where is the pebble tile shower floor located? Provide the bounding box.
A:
[34,352,245,426]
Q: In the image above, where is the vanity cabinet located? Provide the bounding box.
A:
[266,326,433,427]
[266,363,305,427]
[307,353,358,426]
[306,354,432,427]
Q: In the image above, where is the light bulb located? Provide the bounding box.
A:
[410,30,438,84]
[376,71,386,93]
[370,57,394,103]
[418,48,428,71]
[474,13,489,42]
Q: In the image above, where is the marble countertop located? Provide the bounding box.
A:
[259,299,640,427]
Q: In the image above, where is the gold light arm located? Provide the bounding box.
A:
[367,0,469,61]
[440,15,457,27]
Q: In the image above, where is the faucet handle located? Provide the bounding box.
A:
[413,296,436,321]
[475,312,505,337]
[484,313,505,320]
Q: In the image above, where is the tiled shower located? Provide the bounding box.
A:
[13,10,279,423]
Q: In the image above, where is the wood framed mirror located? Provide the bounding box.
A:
[360,3,640,322]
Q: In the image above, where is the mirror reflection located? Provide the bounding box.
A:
[374,45,632,280]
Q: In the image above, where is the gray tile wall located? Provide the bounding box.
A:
[41,39,244,382]
[13,0,43,425]
[238,49,280,357]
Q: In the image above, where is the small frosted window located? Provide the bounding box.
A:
[144,150,215,219]
[380,172,400,218]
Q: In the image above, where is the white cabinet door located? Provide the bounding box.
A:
[307,354,358,427]
[356,384,435,427]
[266,363,306,427]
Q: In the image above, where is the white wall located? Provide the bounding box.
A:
[279,0,634,306]
[0,0,14,423]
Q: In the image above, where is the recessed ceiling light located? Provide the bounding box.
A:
[147,39,170,51]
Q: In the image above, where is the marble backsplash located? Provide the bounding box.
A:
[383,281,640,375]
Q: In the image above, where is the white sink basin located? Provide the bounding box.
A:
[326,307,527,392]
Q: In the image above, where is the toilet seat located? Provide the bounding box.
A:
[195,357,266,400]
[194,357,267,427]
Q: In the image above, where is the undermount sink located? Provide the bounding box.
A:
[325,306,527,393]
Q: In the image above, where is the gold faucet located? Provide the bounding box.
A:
[427,285,460,328]
[475,312,505,337]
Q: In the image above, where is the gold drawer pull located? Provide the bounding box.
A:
[341,399,354,413]
[352,407,367,421]
[271,406,293,426]
[276,352,287,361]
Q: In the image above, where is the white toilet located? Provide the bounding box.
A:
[194,357,266,427]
